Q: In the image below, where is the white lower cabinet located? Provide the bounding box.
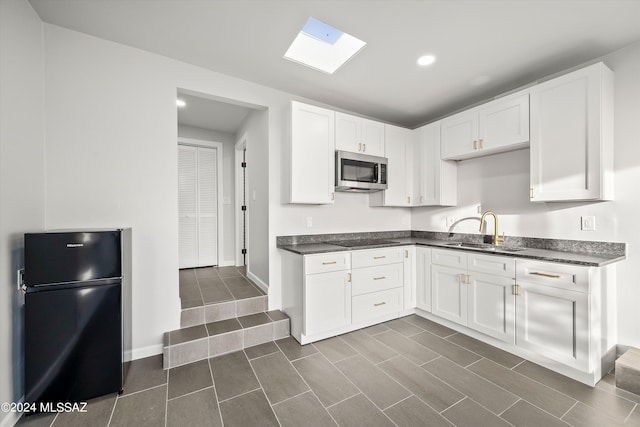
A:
[431,264,468,325]
[282,247,406,344]
[430,249,515,344]
[282,244,614,385]
[468,272,515,343]
[305,270,352,337]
[352,288,403,324]
[515,260,590,371]
[351,247,404,325]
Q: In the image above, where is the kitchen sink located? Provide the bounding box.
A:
[444,242,527,252]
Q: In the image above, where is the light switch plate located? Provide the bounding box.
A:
[581,216,596,231]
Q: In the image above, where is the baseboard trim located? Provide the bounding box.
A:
[247,271,268,294]
[127,343,163,361]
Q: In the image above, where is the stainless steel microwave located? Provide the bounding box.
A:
[335,150,388,193]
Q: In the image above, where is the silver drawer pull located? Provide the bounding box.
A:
[322,261,337,265]
[373,276,386,281]
[373,302,386,307]
[373,256,386,259]
[531,272,561,278]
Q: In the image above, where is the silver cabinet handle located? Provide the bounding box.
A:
[373,256,386,259]
[347,272,352,282]
[373,302,386,307]
[358,143,362,151]
[373,276,386,281]
[363,143,366,152]
[322,261,337,265]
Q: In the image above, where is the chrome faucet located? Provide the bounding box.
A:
[480,211,505,246]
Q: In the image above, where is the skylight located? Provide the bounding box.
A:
[284,17,366,74]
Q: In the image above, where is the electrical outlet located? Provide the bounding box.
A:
[581,216,596,231]
[477,205,482,214]
[306,217,313,228]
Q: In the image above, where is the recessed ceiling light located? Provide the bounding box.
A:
[176,99,186,107]
[417,55,436,67]
[284,17,366,74]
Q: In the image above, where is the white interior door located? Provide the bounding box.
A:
[178,144,218,268]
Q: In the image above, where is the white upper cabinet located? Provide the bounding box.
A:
[369,125,414,206]
[441,91,530,160]
[335,112,385,156]
[529,62,614,202]
[414,121,457,206]
[288,101,335,204]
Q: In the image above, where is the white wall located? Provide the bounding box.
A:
[412,41,640,348]
[40,23,408,356]
[0,1,45,425]
[178,124,236,266]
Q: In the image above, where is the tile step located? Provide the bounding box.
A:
[616,347,640,395]
[163,310,290,369]
[180,295,268,328]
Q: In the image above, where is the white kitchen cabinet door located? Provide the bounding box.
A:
[441,108,478,160]
[369,125,413,206]
[515,281,589,371]
[415,247,431,312]
[467,272,515,343]
[529,62,614,202]
[403,247,416,310]
[335,112,384,156]
[441,91,530,161]
[305,270,351,336]
[415,121,457,206]
[178,145,218,268]
[431,264,467,326]
[478,92,529,153]
[289,101,335,204]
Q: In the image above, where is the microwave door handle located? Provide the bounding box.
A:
[373,164,378,183]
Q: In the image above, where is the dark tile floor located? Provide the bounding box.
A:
[17,315,640,427]
[179,265,265,309]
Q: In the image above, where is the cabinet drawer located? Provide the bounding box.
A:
[352,263,403,296]
[352,288,403,323]
[305,252,351,275]
[352,247,404,268]
[516,260,590,292]
[432,248,467,268]
[468,253,515,277]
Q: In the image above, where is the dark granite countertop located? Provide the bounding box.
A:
[277,232,626,267]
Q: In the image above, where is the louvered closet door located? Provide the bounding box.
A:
[197,147,217,266]
[178,145,218,268]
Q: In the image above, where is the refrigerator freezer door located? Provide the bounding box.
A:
[25,282,122,406]
[24,230,121,286]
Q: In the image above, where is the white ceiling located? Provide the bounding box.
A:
[177,92,251,133]
[29,0,640,128]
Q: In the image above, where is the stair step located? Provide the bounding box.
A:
[180,295,268,328]
[179,266,267,328]
[616,347,640,395]
[163,310,290,369]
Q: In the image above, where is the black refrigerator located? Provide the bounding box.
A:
[23,229,130,409]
